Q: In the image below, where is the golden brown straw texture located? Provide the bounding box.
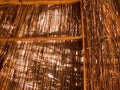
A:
[0,3,83,90]
[83,0,120,90]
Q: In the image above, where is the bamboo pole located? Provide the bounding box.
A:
[80,1,86,90]
[0,36,82,42]
[0,0,80,5]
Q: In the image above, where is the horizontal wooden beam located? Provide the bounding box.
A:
[0,0,80,5]
[0,36,82,42]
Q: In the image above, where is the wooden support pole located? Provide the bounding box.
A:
[0,0,80,5]
[0,36,82,42]
[80,0,86,90]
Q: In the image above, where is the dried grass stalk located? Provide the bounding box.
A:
[83,0,120,90]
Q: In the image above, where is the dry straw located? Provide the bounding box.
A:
[0,3,83,90]
[83,0,120,90]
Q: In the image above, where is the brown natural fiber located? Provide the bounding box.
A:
[0,3,83,90]
[83,0,120,90]
[0,0,119,90]
[0,0,80,5]
[0,3,81,39]
[0,40,83,90]
[0,36,82,42]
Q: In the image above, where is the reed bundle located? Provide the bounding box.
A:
[83,0,120,90]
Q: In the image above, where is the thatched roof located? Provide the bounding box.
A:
[0,0,119,90]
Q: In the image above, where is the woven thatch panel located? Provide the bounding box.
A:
[0,3,81,39]
[0,2,83,90]
[0,40,83,90]
[83,0,120,90]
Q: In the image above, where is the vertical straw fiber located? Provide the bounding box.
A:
[83,0,120,90]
